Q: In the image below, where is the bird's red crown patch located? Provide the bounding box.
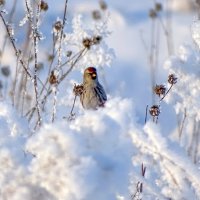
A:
[86,67,96,73]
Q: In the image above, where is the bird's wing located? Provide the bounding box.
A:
[95,83,107,102]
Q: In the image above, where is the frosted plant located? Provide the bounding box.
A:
[130,121,200,200]
[164,39,200,160]
[64,14,114,69]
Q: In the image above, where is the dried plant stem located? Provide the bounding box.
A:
[25,47,87,123]
[158,17,172,56]
[145,105,148,124]
[159,83,173,103]
[193,122,200,164]
[163,163,179,187]
[68,95,77,120]
[12,57,19,107]
[0,11,32,78]
[0,0,17,65]
[149,19,156,104]
[142,142,200,191]
[51,0,68,122]
[131,163,146,200]
[0,10,46,90]
[188,120,200,164]
[59,48,87,83]
[21,72,28,115]
[25,0,42,127]
[178,108,187,141]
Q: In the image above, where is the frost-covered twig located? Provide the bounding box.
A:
[0,0,17,66]
[144,105,148,124]
[0,10,32,78]
[58,48,87,83]
[131,126,200,197]
[131,163,146,200]
[51,0,68,122]
[159,83,173,103]
[178,108,187,141]
[25,0,42,127]
[25,48,87,122]
[68,94,77,121]
[0,9,46,91]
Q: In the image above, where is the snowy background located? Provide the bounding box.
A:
[0,0,200,199]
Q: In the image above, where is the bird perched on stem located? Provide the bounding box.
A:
[74,67,107,110]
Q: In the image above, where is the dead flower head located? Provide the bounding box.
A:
[149,9,157,19]
[82,38,92,49]
[47,54,54,62]
[92,10,101,20]
[49,71,57,84]
[99,0,107,10]
[66,50,72,57]
[168,74,177,85]
[0,0,5,6]
[149,105,160,117]
[154,84,166,97]
[155,3,162,12]
[37,62,44,70]
[1,66,10,77]
[54,20,62,32]
[73,84,84,96]
[40,1,48,11]
[92,35,102,45]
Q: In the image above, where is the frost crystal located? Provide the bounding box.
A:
[19,15,29,26]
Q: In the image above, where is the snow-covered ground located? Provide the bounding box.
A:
[0,0,200,199]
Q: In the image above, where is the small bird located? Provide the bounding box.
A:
[74,67,107,109]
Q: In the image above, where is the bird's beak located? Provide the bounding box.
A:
[91,73,97,79]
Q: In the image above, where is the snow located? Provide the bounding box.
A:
[0,0,200,199]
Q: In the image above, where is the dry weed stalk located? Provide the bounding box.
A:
[141,2,174,114]
[146,74,177,123]
[25,0,42,127]
[131,163,146,200]
[51,0,68,123]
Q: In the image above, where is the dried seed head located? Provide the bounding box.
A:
[66,50,72,57]
[1,66,10,77]
[40,1,48,11]
[154,84,166,97]
[37,62,44,70]
[47,54,54,62]
[149,105,160,117]
[49,71,57,84]
[99,0,107,10]
[92,35,102,45]
[155,3,162,12]
[82,38,92,49]
[54,20,62,32]
[168,74,177,85]
[0,0,5,6]
[149,9,157,19]
[73,84,84,96]
[92,10,101,20]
